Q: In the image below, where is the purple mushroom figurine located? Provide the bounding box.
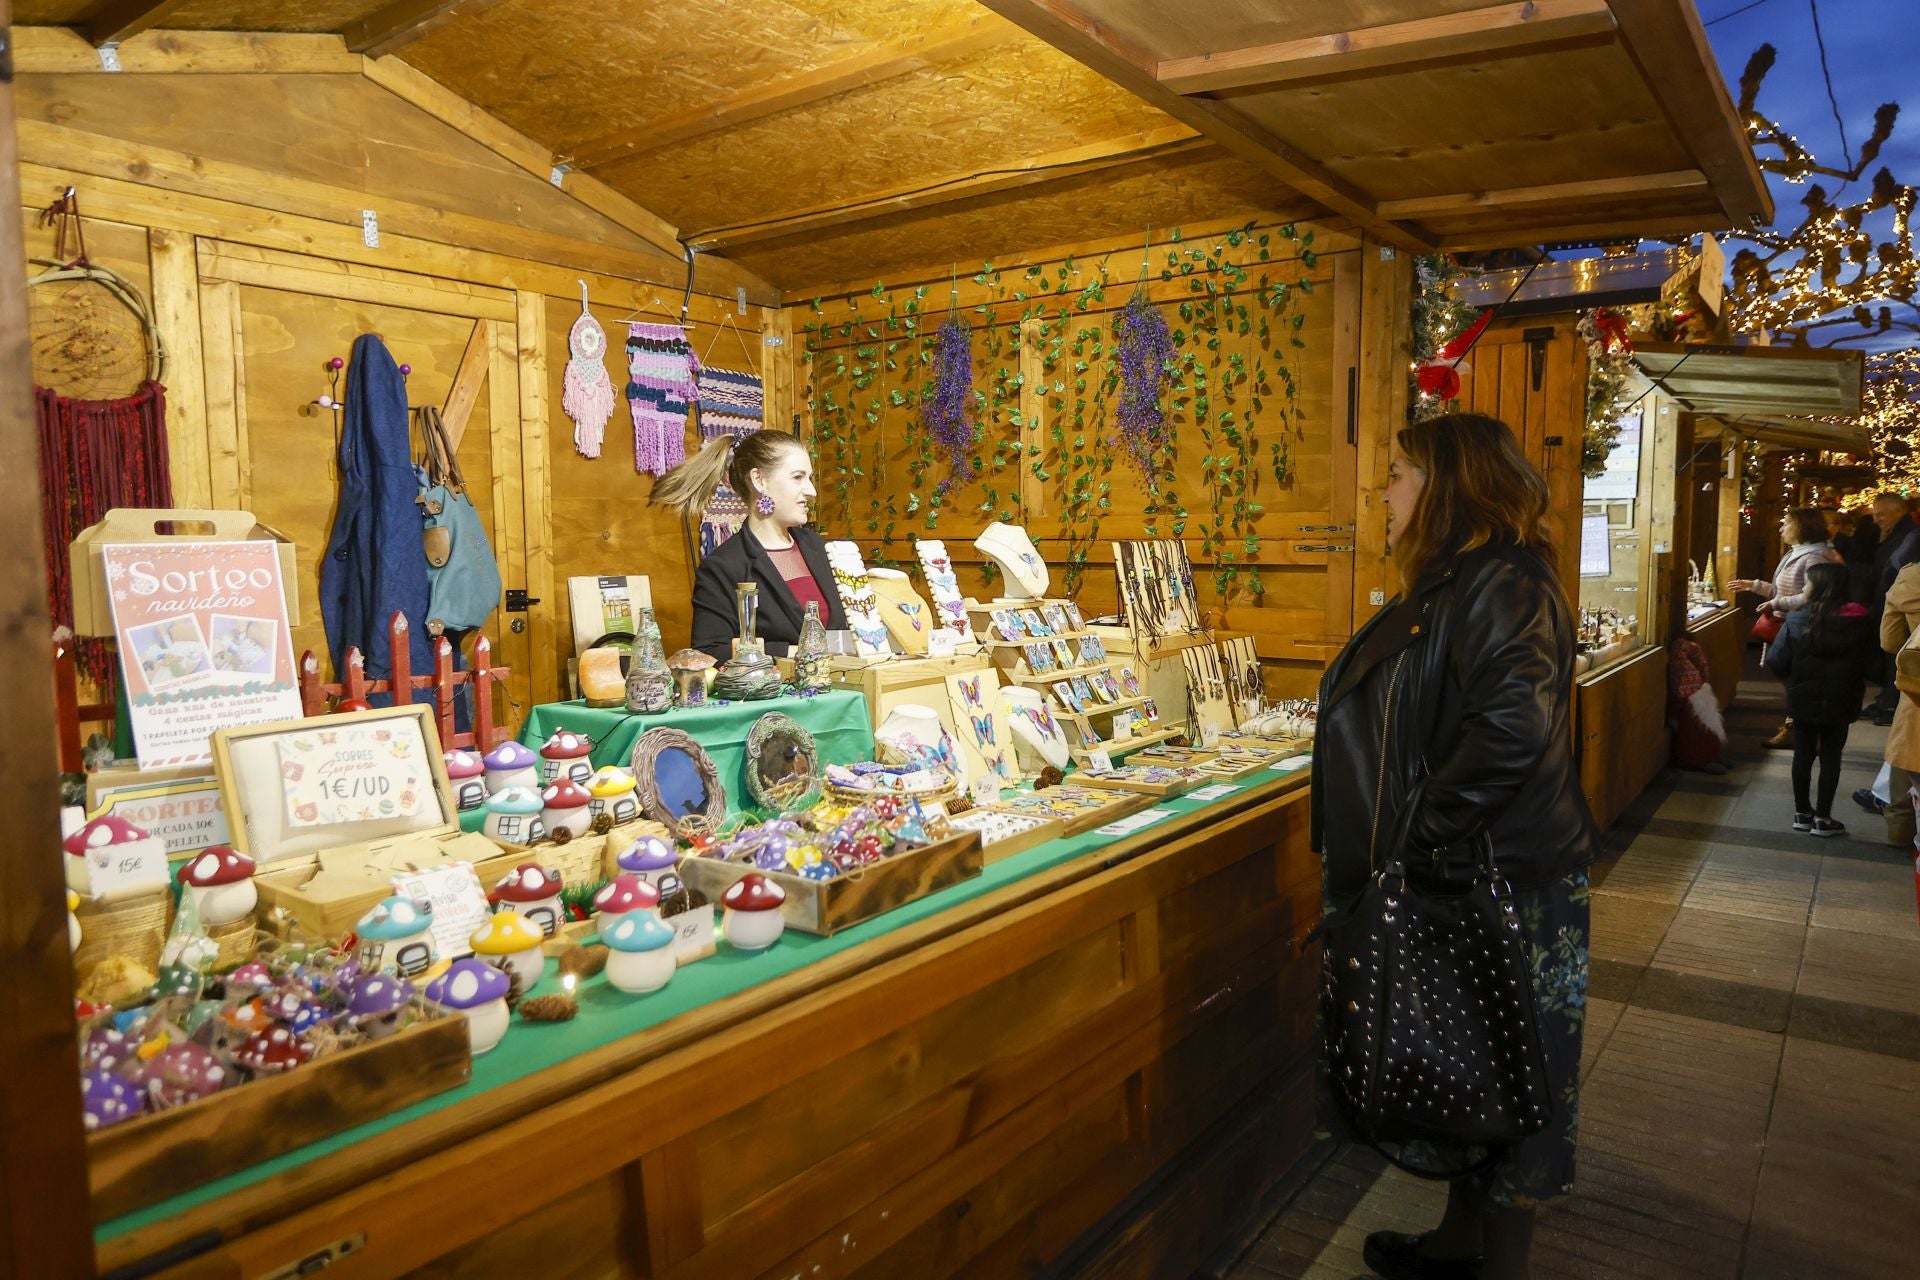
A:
[345,973,415,1040]
[81,1070,143,1131]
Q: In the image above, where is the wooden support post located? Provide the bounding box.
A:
[148,227,211,508]
[1666,412,1699,643]
[759,307,795,436]
[472,635,498,752]
[0,33,94,1266]
[1350,243,1413,628]
[440,318,492,451]
[515,292,558,705]
[1716,432,1744,592]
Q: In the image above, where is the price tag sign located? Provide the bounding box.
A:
[1187,783,1242,802]
[970,774,1003,807]
[1085,749,1115,775]
[391,862,491,960]
[1200,723,1222,747]
[927,630,958,658]
[1094,807,1176,837]
[1270,755,1312,773]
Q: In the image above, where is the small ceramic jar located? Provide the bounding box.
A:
[539,730,595,787]
[492,863,566,938]
[482,786,546,845]
[424,957,513,1054]
[540,779,594,839]
[61,814,166,898]
[482,741,541,793]
[354,895,437,977]
[592,873,660,926]
[615,834,680,891]
[444,749,489,811]
[721,874,788,952]
[602,912,678,993]
[586,766,640,824]
[469,911,546,990]
[177,846,258,926]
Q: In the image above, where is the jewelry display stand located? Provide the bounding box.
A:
[973,522,1049,601]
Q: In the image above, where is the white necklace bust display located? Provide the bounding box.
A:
[973,522,1049,599]
[1000,685,1069,771]
[874,704,968,786]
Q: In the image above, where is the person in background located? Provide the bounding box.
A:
[1764,563,1872,836]
[1860,492,1920,725]
[1726,507,1843,748]
[1876,561,1920,845]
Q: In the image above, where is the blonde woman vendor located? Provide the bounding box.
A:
[654,429,846,661]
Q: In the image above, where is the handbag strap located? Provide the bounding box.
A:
[417,405,466,493]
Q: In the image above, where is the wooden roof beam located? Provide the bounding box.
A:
[86,0,194,47]
[973,0,1430,251]
[564,11,1022,171]
[343,0,510,60]
[1377,169,1707,220]
[688,125,1206,251]
[1156,0,1617,95]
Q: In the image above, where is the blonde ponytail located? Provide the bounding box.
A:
[652,434,737,519]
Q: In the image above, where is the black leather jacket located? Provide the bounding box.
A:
[1311,543,1599,904]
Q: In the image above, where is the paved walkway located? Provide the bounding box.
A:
[1214,672,1920,1279]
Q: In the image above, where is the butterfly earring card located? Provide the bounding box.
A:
[945,671,1015,787]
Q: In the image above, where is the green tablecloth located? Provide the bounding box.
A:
[98,762,1310,1246]
[516,689,874,820]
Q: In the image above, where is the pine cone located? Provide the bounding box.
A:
[519,994,578,1023]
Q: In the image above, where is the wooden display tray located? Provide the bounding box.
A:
[86,1008,471,1223]
[256,833,521,943]
[1073,768,1207,798]
[945,811,1067,864]
[980,787,1150,838]
[674,829,984,936]
[1069,725,1183,758]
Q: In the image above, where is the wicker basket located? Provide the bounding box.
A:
[73,890,170,981]
[208,916,258,970]
[537,831,608,895]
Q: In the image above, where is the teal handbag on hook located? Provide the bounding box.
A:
[416,405,503,635]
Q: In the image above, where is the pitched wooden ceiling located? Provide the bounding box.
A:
[20,0,1772,296]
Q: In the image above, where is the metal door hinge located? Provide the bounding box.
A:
[504,589,540,612]
[1297,543,1356,553]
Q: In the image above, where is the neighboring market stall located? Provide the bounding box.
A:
[0,3,1772,1276]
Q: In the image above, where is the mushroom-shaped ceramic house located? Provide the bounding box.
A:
[615,833,680,890]
[67,890,81,952]
[720,873,788,952]
[82,1070,143,1131]
[539,779,594,840]
[345,973,416,1040]
[469,911,546,989]
[61,814,166,898]
[482,740,540,793]
[444,749,488,811]
[354,895,437,977]
[178,846,259,926]
[539,730,596,786]
[234,1025,314,1075]
[493,863,565,938]
[585,765,640,824]
[424,956,512,1054]
[601,911,678,993]
[592,873,660,926]
[130,1041,230,1108]
[481,786,546,846]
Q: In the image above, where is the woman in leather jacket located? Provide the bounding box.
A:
[1313,412,1600,1280]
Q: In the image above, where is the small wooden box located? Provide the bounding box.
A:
[675,829,984,935]
[1075,767,1207,798]
[86,1008,470,1223]
[980,785,1150,838]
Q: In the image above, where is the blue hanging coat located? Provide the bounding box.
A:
[320,334,433,694]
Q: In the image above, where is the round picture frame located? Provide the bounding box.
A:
[744,711,823,813]
[630,727,728,837]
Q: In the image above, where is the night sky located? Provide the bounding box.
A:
[1698,0,1920,349]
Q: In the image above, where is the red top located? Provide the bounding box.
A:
[764,543,828,618]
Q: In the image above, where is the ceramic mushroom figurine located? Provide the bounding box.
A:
[443,749,489,811]
[539,779,594,839]
[424,957,512,1055]
[585,765,640,824]
[225,961,273,996]
[482,740,541,793]
[130,1042,229,1108]
[67,891,81,953]
[539,730,595,786]
[481,786,546,846]
[234,1026,313,1075]
[354,895,437,977]
[601,912,678,993]
[345,974,415,1040]
[493,863,565,938]
[177,846,258,926]
[469,911,546,990]
[720,873,788,952]
[61,814,166,898]
[81,1070,143,1131]
[592,873,660,926]
[615,833,680,890]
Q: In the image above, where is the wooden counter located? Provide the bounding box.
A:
[99,774,1320,1280]
[1687,604,1744,709]
[1576,644,1671,832]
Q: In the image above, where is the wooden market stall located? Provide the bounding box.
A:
[0,3,1770,1276]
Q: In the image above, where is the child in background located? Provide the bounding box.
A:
[1765,562,1874,835]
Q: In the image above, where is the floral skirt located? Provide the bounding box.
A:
[1317,869,1592,1207]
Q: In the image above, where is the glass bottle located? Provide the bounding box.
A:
[625,607,672,714]
[795,600,828,691]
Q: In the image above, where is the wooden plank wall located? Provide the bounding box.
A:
[787,219,1410,699]
[17,68,778,714]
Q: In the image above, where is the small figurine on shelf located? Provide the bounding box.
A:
[625,607,673,714]
[602,912,678,993]
[425,957,513,1055]
[794,599,829,692]
[712,583,783,701]
[355,895,436,977]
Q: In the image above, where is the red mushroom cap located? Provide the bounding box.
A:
[540,730,593,759]
[443,749,485,779]
[179,845,256,887]
[493,862,564,903]
[592,873,661,915]
[234,1026,312,1074]
[540,779,592,810]
[722,873,787,912]
[63,814,153,857]
[336,697,373,713]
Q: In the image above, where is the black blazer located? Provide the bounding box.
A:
[690,525,846,661]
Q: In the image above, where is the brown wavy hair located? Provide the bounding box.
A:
[650,429,806,519]
[1784,506,1829,546]
[1392,412,1553,591]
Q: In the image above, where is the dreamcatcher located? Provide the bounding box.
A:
[562,282,616,459]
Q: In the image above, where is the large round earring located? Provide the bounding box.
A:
[755,493,775,517]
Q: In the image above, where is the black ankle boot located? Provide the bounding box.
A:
[1362,1230,1484,1278]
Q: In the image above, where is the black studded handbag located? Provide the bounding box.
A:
[1319,658,1553,1161]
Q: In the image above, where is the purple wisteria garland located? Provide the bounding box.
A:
[924,314,977,494]
[1113,286,1176,488]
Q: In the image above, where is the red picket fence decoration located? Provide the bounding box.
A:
[298,612,511,753]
